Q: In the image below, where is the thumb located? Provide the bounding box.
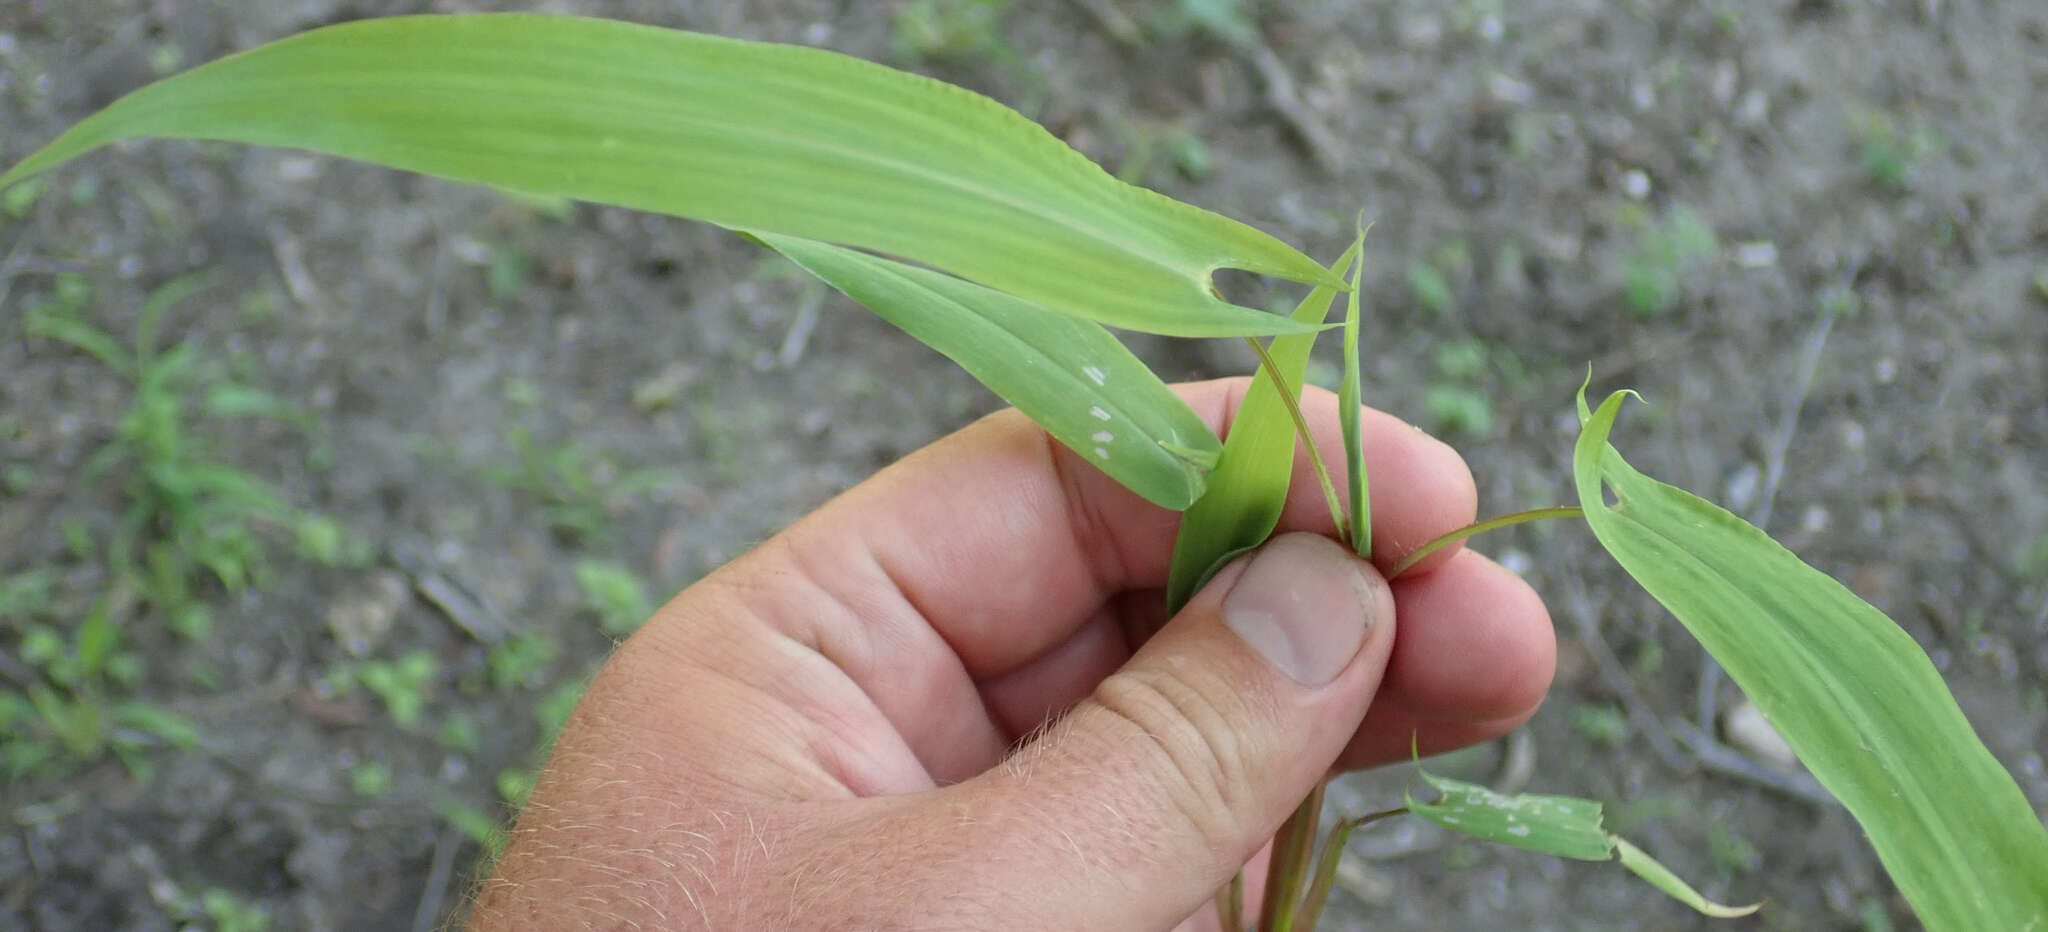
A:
[958,532,1397,929]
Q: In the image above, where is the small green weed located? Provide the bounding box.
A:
[486,245,529,300]
[574,560,653,637]
[690,386,745,484]
[1115,123,1213,188]
[1,174,45,218]
[501,376,542,409]
[1571,702,1630,747]
[0,576,200,779]
[536,678,586,741]
[485,630,558,690]
[349,759,393,797]
[891,0,1013,63]
[328,649,439,729]
[290,514,374,569]
[437,798,510,860]
[1855,112,1944,192]
[1706,821,1762,874]
[1147,0,1260,46]
[148,43,185,76]
[21,273,340,637]
[1422,339,1497,437]
[166,886,270,932]
[479,426,678,545]
[889,0,1049,114]
[1423,386,1493,438]
[1631,639,1665,678]
[1406,261,1453,316]
[1405,239,1471,316]
[438,709,481,754]
[2016,534,2048,579]
[1817,282,1862,321]
[496,765,538,809]
[1622,204,1718,318]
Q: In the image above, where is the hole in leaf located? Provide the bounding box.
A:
[1207,267,1285,309]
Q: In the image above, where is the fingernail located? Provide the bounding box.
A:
[1221,534,1377,686]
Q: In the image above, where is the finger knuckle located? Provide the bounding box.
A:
[1088,666,1254,846]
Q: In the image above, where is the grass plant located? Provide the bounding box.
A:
[4,14,2043,928]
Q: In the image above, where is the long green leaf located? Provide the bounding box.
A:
[0,14,1335,338]
[1575,388,2048,930]
[759,234,1219,510]
[1164,242,1359,610]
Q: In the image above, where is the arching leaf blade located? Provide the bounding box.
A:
[1165,241,1361,611]
[760,233,1217,510]
[0,14,1332,338]
[1574,388,2048,931]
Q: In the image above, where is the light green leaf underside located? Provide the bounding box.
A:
[1165,241,1360,611]
[1575,389,2048,931]
[759,234,1218,510]
[0,14,1335,338]
[1408,767,1759,919]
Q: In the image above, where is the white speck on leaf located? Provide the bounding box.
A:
[1082,365,1107,386]
[1094,446,1110,459]
[1507,824,1531,837]
[1089,406,1111,421]
[1092,431,1114,443]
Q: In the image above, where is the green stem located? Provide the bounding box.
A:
[1295,807,1410,929]
[1243,337,1350,546]
[1215,870,1244,932]
[1258,781,1326,932]
[1387,505,1585,579]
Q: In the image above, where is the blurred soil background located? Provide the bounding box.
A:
[1,1,2044,929]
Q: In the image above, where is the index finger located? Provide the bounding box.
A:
[802,376,1479,677]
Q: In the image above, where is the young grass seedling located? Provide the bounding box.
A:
[480,426,680,546]
[0,577,199,780]
[1622,205,1718,318]
[328,650,439,730]
[572,560,654,638]
[5,15,2045,929]
[21,272,339,640]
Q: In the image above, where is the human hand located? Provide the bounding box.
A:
[468,378,1554,930]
